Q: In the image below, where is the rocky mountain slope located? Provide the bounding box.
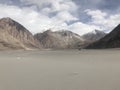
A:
[34,30,85,49]
[86,24,120,49]
[0,17,41,50]
[82,30,106,42]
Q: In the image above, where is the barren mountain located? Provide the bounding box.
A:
[34,30,85,49]
[82,30,106,42]
[86,24,120,49]
[0,17,41,50]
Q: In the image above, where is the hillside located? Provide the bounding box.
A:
[0,17,42,50]
[86,24,120,49]
[35,30,85,49]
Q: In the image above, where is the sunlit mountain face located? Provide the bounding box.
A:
[0,17,42,50]
[0,0,120,35]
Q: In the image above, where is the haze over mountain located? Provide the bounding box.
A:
[86,24,120,49]
[82,30,106,42]
[34,30,85,49]
[0,17,42,50]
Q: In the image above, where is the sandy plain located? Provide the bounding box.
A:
[0,49,120,90]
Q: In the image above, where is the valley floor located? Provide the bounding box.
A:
[0,49,120,90]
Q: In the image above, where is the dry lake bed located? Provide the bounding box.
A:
[0,49,120,90]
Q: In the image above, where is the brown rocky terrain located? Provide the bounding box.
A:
[34,30,85,49]
[0,17,42,50]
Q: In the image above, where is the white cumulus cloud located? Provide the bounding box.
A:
[0,0,120,35]
[85,9,120,32]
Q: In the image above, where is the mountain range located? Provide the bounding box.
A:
[0,17,120,50]
[34,30,85,49]
[86,24,120,49]
[82,30,106,42]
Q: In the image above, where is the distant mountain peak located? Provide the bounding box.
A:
[82,29,106,42]
[34,30,84,49]
[86,24,120,49]
[91,29,105,35]
[92,30,98,34]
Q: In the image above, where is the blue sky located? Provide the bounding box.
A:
[0,0,120,35]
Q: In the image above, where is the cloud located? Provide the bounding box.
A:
[52,11,78,22]
[98,0,120,12]
[20,0,78,15]
[67,22,101,35]
[85,9,107,21]
[0,4,53,33]
[0,0,80,34]
[63,9,120,35]
[85,9,120,31]
[0,0,120,36]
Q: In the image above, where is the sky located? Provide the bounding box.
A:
[0,0,120,35]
